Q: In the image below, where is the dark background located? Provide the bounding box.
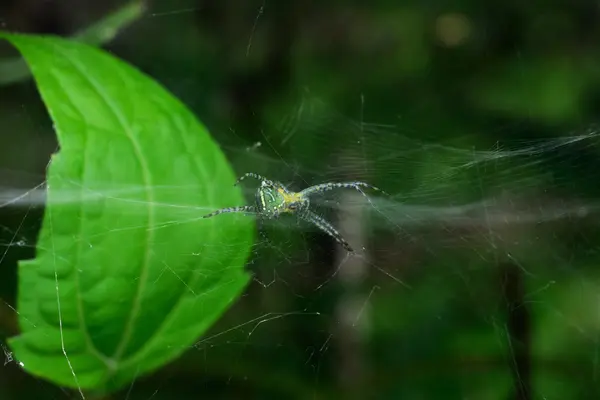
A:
[2,0,600,398]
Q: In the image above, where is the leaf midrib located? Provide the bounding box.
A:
[56,49,156,368]
[43,39,240,387]
[61,47,228,382]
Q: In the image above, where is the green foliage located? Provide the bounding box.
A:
[2,33,253,393]
[470,56,588,123]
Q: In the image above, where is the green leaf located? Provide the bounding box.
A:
[2,33,253,393]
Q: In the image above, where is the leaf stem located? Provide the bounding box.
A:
[0,0,147,86]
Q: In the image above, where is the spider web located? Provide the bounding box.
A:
[1,3,600,400]
[1,89,599,398]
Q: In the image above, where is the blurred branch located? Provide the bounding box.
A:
[335,191,370,398]
[0,0,147,86]
[500,261,532,400]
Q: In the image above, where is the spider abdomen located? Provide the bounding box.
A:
[256,185,287,218]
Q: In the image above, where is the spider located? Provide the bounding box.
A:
[202,173,386,253]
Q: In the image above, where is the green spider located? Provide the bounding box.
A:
[203,173,386,252]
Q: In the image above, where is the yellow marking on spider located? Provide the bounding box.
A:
[277,188,303,204]
[259,191,269,210]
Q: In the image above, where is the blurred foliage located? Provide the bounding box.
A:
[1,0,600,399]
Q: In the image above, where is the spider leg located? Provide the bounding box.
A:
[234,173,274,187]
[299,210,354,253]
[299,181,388,197]
[203,205,256,218]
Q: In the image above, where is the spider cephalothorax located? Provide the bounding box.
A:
[203,173,386,252]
